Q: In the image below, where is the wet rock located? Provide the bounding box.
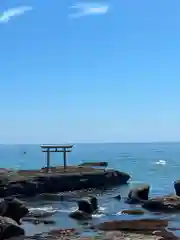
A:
[20,180,38,196]
[114,195,121,200]
[0,199,7,216]
[125,184,150,204]
[78,199,94,214]
[69,197,98,220]
[142,196,180,213]
[4,197,29,224]
[48,228,77,238]
[38,193,66,201]
[121,209,145,215]
[0,216,24,239]
[174,180,180,196]
[22,217,56,225]
[0,186,8,198]
[7,183,24,196]
[96,219,168,231]
[28,208,56,218]
[69,210,91,220]
[88,196,98,211]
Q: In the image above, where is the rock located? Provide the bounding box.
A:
[142,196,180,213]
[0,199,7,216]
[114,195,121,200]
[38,193,65,201]
[22,217,56,225]
[78,199,94,214]
[89,196,98,211]
[125,184,150,204]
[69,210,91,220]
[28,208,56,218]
[121,209,145,215]
[0,186,8,198]
[7,183,24,196]
[0,216,24,239]
[96,219,168,231]
[174,180,180,196]
[69,197,98,220]
[48,228,77,238]
[4,197,29,224]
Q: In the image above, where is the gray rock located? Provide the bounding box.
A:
[0,216,24,239]
[174,180,180,196]
[125,184,150,204]
[4,198,28,224]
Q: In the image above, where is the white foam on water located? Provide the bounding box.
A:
[155,159,167,165]
[92,213,105,218]
[116,212,121,216]
[29,206,57,213]
[57,207,77,213]
[99,206,106,211]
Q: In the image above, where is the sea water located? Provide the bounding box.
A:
[0,142,180,237]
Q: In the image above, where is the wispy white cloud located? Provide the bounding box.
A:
[69,2,109,18]
[0,6,32,23]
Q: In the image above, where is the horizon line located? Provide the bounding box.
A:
[0,141,179,145]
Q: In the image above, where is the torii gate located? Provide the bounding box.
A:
[40,145,73,173]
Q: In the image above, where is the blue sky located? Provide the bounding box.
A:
[0,0,180,143]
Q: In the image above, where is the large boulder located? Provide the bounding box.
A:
[174,180,180,196]
[69,210,91,220]
[121,209,145,215]
[3,198,28,224]
[69,197,98,220]
[96,219,168,231]
[125,184,150,204]
[88,196,98,212]
[6,183,24,196]
[78,199,93,214]
[0,216,24,239]
[142,195,180,213]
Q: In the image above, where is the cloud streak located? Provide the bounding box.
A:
[69,2,109,18]
[0,6,32,23]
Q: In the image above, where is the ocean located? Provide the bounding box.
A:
[1,142,180,237]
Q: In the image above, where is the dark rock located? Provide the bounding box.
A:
[174,180,180,196]
[0,216,24,239]
[20,181,38,196]
[22,217,56,225]
[7,184,24,196]
[114,195,121,200]
[69,197,98,220]
[69,210,91,220]
[121,209,145,215]
[38,193,65,201]
[4,198,29,224]
[78,199,93,214]
[0,186,8,198]
[125,184,150,204]
[0,199,7,216]
[88,196,98,211]
[96,219,168,231]
[142,195,180,213]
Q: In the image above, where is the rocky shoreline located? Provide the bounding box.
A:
[1,179,180,239]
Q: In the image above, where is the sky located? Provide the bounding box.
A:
[0,0,180,143]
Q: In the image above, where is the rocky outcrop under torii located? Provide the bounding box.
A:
[0,168,130,198]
